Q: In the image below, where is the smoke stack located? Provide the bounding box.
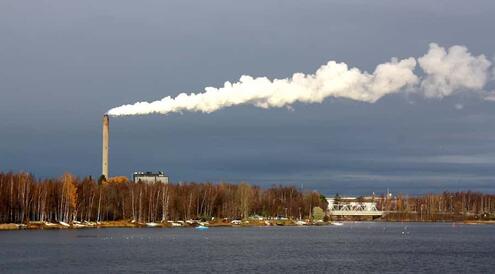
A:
[102,114,109,180]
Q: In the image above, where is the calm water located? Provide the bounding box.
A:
[1,223,494,273]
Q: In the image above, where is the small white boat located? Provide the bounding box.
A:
[146,222,161,227]
[331,222,344,226]
[230,220,242,225]
[59,221,70,227]
[195,225,208,230]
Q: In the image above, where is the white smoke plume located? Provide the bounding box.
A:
[419,43,491,98]
[107,43,492,116]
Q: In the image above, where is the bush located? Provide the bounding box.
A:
[312,206,324,221]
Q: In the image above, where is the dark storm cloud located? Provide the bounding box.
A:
[1,0,495,194]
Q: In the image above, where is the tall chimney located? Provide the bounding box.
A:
[102,114,109,180]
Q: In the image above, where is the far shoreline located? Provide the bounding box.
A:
[1,220,494,231]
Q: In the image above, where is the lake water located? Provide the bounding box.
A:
[1,223,494,273]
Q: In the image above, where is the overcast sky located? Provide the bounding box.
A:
[1,0,495,195]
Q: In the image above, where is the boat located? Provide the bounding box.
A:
[295,220,307,226]
[195,225,208,230]
[59,221,70,227]
[331,222,344,226]
[146,222,161,227]
[230,220,242,225]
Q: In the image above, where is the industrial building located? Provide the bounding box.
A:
[133,171,169,184]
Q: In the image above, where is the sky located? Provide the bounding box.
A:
[1,0,495,195]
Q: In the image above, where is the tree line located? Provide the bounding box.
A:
[0,172,327,224]
[2,171,494,224]
[377,191,495,221]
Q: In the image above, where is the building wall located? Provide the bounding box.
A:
[133,175,169,184]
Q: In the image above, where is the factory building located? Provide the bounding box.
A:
[133,171,169,184]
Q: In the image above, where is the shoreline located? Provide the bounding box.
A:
[1,220,494,231]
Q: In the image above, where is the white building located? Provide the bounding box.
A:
[133,171,169,184]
